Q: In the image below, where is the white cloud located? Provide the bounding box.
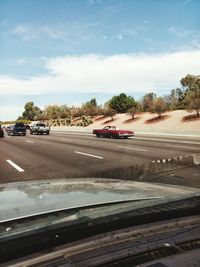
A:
[12,24,67,41]
[10,22,99,43]
[168,27,193,38]
[12,25,37,41]
[108,22,150,41]
[191,39,200,49]
[40,26,66,40]
[122,29,137,37]
[0,50,200,97]
[15,57,29,65]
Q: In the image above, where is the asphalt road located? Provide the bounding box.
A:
[0,130,200,186]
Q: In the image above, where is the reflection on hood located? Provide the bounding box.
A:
[0,178,199,222]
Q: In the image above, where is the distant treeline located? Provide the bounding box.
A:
[1,74,199,125]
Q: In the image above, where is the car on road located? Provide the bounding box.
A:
[25,124,31,130]
[0,125,4,138]
[5,125,12,132]
[7,122,26,136]
[93,125,134,138]
[30,122,50,135]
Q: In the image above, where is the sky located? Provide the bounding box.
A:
[0,0,200,120]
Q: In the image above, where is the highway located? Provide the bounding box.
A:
[0,130,200,186]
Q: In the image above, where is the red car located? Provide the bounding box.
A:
[93,125,134,139]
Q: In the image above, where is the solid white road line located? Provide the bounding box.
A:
[165,144,200,150]
[25,140,34,143]
[75,151,103,159]
[117,146,148,152]
[53,132,92,137]
[6,160,24,172]
[134,137,200,145]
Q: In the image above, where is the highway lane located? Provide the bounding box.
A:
[0,131,200,184]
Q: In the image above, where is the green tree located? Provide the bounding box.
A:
[127,101,140,119]
[33,106,43,120]
[16,116,24,121]
[141,92,156,112]
[22,102,42,121]
[150,97,168,119]
[103,107,116,120]
[22,102,34,120]
[108,93,136,113]
[89,98,97,107]
[181,74,200,117]
[165,88,186,110]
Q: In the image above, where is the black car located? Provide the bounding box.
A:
[25,124,31,130]
[0,125,4,138]
[7,123,26,136]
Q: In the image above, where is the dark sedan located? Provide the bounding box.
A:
[0,125,4,138]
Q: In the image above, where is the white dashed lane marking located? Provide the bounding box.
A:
[75,151,103,159]
[117,146,148,152]
[25,140,34,143]
[165,144,200,151]
[6,160,24,172]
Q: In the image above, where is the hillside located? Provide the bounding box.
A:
[86,110,200,135]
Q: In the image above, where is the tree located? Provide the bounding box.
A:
[180,74,196,89]
[81,98,100,117]
[141,92,156,112]
[33,106,43,120]
[16,116,24,121]
[89,98,97,107]
[60,105,71,118]
[150,97,168,119]
[108,93,136,113]
[164,88,186,110]
[181,74,200,117]
[103,107,116,120]
[22,102,42,121]
[127,101,140,119]
[22,102,34,120]
[43,105,61,119]
[71,107,84,118]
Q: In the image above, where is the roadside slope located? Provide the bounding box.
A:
[87,110,200,135]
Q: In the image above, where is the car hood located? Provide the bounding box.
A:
[0,178,199,222]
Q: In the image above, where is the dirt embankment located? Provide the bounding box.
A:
[87,110,200,135]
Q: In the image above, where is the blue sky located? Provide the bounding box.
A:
[0,0,200,120]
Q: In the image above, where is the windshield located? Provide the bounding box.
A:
[36,123,45,127]
[0,0,200,265]
[14,123,25,127]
